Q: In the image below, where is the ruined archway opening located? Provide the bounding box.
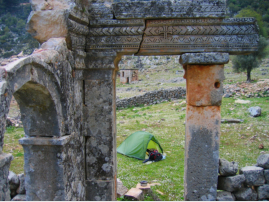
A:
[3,81,60,200]
[116,55,186,201]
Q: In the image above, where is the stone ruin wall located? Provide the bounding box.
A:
[116,87,186,108]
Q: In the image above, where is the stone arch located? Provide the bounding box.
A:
[0,57,68,200]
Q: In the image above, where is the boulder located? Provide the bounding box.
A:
[217,191,235,201]
[219,159,238,176]
[248,106,262,117]
[239,166,265,186]
[257,154,269,169]
[8,171,19,190]
[117,178,128,198]
[233,188,257,201]
[218,175,245,192]
[11,194,26,201]
[16,174,25,194]
[257,184,269,200]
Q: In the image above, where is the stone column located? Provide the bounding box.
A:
[83,63,117,200]
[180,53,229,201]
[19,136,73,201]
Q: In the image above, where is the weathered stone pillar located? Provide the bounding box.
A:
[0,153,13,201]
[83,54,117,200]
[180,53,229,201]
[19,136,73,201]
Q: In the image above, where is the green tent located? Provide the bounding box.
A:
[117,131,163,160]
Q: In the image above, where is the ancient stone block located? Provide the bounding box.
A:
[239,166,265,186]
[217,191,235,201]
[185,105,221,201]
[257,184,269,200]
[248,106,262,117]
[185,64,225,106]
[218,175,245,192]
[219,158,238,176]
[112,0,226,19]
[233,188,257,201]
[180,53,229,65]
[257,154,269,169]
[124,188,144,201]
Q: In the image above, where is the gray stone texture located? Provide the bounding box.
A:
[240,166,265,186]
[257,184,269,200]
[217,191,235,201]
[8,171,19,191]
[112,0,227,19]
[264,169,269,183]
[218,175,245,192]
[219,158,239,176]
[248,106,262,117]
[180,53,229,65]
[233,188,257,201]
[257,154,269,169]
[16,174,25,195]
[0,153,13,201]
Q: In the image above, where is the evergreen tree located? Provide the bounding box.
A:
[232,36,268,82]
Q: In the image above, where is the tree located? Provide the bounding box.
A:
[236,8,268,38]
[232,36,268,82]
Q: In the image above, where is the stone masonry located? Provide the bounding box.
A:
[0,0,259,201]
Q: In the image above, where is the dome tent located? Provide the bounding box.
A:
[117,131,163,160]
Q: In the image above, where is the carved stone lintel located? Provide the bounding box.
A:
[180,53,229,65]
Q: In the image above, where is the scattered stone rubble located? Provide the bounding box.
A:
[217,154,269,201]
[116,87,186,108]
[223,79,269,98]
[8,171,25,201]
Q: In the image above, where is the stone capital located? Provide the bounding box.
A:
[180,52,229,65]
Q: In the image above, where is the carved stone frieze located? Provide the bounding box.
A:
[112,0,226,19]
[87,19,145,55]
[138,18,259,55]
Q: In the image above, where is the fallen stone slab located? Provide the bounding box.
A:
[11,194,26,201]
[248,106,262,117]
[233,187,257,201]
[124,188,144,201]
[218,175,245,192]
[219,159,238,176]
[257,154,269,169]
[217,191,235,201]
[257,184,269,200]
[239,166,265,186]
[221,119,244,124]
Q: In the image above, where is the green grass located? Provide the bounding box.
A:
[116,97,269,201]
[3,126,25,174]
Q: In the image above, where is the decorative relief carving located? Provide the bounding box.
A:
[89,27,144,36]
[90,19,144,27]
[68,19,89,36]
